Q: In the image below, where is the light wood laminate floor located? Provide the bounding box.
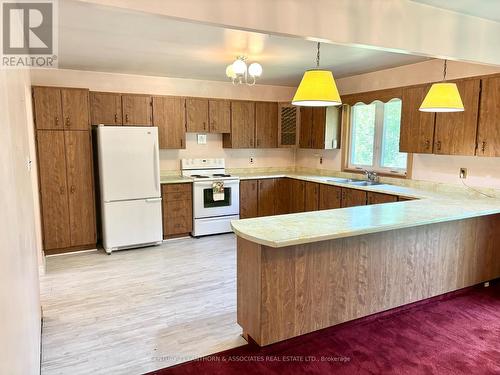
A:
[40,234,246,375]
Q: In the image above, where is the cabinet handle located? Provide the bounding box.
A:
[203,121,206,130]
[256,139,260,147]
[436,141,442,151]
[55,116,59,127]
[180,138,184,148]
[59,186,65,195]
[425,140,430,150]
[114,113,118,123]
[70,185,75,194]
[481,141,487,152]
[65,117,70,127]
[125,114,129,123]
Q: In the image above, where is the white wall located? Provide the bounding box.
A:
[297,60,500,189]
[30,68,297,172]
[0,69,41,375]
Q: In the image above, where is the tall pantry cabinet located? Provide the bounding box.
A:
[33,86,96,254]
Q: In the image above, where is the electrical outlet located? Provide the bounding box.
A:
[319,156,323,164]
[249,157,254,164]
[459,168,467,179]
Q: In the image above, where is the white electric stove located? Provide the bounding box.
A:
[181,158,240,236]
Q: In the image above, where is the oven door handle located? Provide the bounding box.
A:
[194,181,238,188]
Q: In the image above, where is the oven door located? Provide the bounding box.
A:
[193,180,240,219]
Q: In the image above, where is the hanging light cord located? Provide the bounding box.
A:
[316,42,320,68]
[443,59,447,81]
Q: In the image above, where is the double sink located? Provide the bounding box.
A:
[326,177,385,187]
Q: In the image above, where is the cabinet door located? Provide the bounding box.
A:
[33,87,63,130]
[209,99,231,133]
[275,178,291,215]
[477,77,500,157]
[122,94,152,126]
[304,182,319,211]
[299,107,313,148]
[186,98,209,132]
[399,85,435,153]
[255,102,278,148]
[257,178,276,217]
[162,184,193,236]
[36,131,70,250]
[153,96,186,149]
[367,192,398,205]
[319,184,342,210]
[228,101,255,148]
[288,179,306,213]
[64,131,96,246]
[341,188,367,208]
[311,107,326,149]
[240,180,258,219]
[61,88,90,130]
[434,79,480,155]
[90,92,122,125]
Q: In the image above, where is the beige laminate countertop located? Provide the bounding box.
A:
[160,175,193,184]
[230,173,500,248]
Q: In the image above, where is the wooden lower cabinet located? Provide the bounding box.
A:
[36,130,96,253]
[257,179,277,217]
[319,184,342,210]
[367,192,398,205]
[288,179,305,214]
[341,188,367,208]
[304,182,319,212]
[240,180,258,219]
[162,183,193,238]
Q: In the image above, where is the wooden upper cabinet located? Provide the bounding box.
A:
[299,107,334,149]
[367,192,398,205]
[33,87,63,130]
[209,99,231,133]
[122,94,152,126]
[477,76,500,157]
[341,188,367,208]
[61,88,90,130]
[399,85,436,153]
[299,107,313,148]
[186,98,209,132]
[278,104,299,148]
[304,182,319,211]
[319,184,342,210]
[311,107,326,149]
[433,79,480,156]
[224,101,255,148]
[64,131,96,246]
[255,102,278,148]
[36,130,71,250]
[257,178,276,217]
[153,96,186,149]
[240,180,258,219]
[90,92,122,125]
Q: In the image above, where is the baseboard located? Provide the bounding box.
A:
[44,244,97,256]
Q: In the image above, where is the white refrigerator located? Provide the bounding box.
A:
[96,126,163,254]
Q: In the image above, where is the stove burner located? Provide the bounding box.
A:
[212,173,231,177]
[191,174,209,178]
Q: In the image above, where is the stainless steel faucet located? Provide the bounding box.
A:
[363,169,379,182]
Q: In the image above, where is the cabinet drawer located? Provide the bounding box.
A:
[164,191,191,202]
[163,183,192,194]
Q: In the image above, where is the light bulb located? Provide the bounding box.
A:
[248,62,262,77]
[232,59,247,75]
[225,64,236,79]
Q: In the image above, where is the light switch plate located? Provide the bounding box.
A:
[197,134,207,144]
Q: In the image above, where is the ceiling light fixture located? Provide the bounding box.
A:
[292,42,341,107]
[419,59,464,112]
[226,56,262,86]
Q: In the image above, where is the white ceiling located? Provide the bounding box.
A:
[410,0,500,23]
[59,0,429,86]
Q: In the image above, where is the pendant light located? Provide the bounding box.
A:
[292,42,342,107]
[419,60,464,112]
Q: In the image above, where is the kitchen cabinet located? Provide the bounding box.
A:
[257,178,276,217]
[209,99,231,133]
[186,98,209,132]
[304,182,319,212]
[288,179,306,213]
[223,101,255,148]
[33,86,90,130]
[162,183,193,237]
[36,130,96,253]
[319,184,342,210]
[477,76,500,157]
[367,192,398,205]
[341,188,367,208]
[433,79,480,155]
[299,106,342,149]
[122,94,152,126]
[278,103,299,148]
[240,180,258,219]
[90,92,122,125]
[255,102,278,148]
[399,85,436,153]
[152,96,186,149]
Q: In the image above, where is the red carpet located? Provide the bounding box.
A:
[148,281,500,375]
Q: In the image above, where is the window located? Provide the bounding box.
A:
[347,98,407,175]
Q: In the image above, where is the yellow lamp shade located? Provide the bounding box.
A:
[419,82,464,112]
[292,69,342,107]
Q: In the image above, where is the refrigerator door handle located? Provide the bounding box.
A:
[145,198,162,202]
[153,140,159,194]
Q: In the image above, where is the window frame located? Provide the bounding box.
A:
[343,98,411,178]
